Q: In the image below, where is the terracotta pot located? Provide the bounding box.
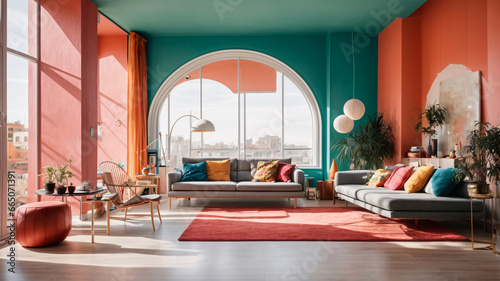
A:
[43,182,56,193]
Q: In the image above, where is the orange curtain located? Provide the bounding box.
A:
[127,32,148,178]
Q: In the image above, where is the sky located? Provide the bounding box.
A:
[5,0,34,128]
[159,70,313,148]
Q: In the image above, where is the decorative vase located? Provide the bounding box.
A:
[427,140,433,157]
[56,186,67,195]
[142,167,150,175]
[43,182,56,193]
[431,139,438,157]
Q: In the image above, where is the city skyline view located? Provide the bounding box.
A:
[158,66,315,166]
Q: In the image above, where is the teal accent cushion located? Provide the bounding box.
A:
[181,161,208,182]
[431,168,461,196]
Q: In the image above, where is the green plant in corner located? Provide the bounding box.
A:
[455,122,500,194]
[332,113,395,170]
[415,103,448,156]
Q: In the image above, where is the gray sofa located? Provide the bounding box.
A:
[167,157,305,209]
[335,170,484,221]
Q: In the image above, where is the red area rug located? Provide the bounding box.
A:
[178,207,467,241]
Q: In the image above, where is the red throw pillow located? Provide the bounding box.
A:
[276,163,296,182]
[384,166,413,190]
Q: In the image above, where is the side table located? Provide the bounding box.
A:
[36,188,106,220]
[469,192,496,252]
[135,174,160,194]
[87,197,112,243]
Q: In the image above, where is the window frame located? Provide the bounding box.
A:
[0,0,40,239]
[148,50,321,168]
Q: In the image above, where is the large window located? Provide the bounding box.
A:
[154,52,319,169]
[1,0,39,239]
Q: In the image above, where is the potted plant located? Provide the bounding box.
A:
[483,124,500,186]
[455,122,499,194]
[415,103,448,157]
[54,159,74,195]
[40,166,57,193]
[333,113,395,170]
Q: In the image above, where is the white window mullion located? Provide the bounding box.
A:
[237,58,241,158]
[281,72,285,159]
[199,67,203,154]
[0,0,7,239]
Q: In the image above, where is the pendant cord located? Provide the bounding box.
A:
[352,32,355,99]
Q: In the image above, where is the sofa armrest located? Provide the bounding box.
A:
[293,168,305,191]
[167,171,182,192]
[334,170,370,187]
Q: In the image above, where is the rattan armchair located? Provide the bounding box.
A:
[99,161,162,232]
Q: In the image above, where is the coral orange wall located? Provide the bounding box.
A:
[34,0,98,216]
[486,0,500,124]
[415,0,491,121]
[98,35,128,166]
[378,18,421,164]
[379,0,500,165]
[378,19,403,164]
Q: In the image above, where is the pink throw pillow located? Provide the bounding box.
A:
[276,163,296,182]
[384,166,413,190]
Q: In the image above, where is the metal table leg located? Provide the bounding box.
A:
[91,201,95,243]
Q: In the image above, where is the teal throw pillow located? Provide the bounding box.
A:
[181,161,209,182]
[431,168,461,196]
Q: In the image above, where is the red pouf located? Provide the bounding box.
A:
[15,201,72,247]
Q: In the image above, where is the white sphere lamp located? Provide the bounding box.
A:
[333,115,354,134]
[343,99,365,120]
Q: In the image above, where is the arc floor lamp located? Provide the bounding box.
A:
[160,115,215,166]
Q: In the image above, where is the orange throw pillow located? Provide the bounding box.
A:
[206,160,231,181]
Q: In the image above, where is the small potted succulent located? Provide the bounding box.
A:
[40,166,57,193]
[455,123,500,194]
[54,159,74,195]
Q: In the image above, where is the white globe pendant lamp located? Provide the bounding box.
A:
[333,115,354,134]
[344,98,365,120]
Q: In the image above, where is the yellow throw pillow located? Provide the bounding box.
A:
[366,169,392,187]
[206,160,231,181]
[404,165,434,193]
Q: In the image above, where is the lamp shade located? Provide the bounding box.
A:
[191,119,215,132]
[343,99,365,120]
[333,115,354,133]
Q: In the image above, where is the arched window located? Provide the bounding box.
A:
[148,50,321,168]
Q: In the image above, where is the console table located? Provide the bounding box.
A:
[401,157,455,168]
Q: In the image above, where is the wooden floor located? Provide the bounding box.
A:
[1,197,500,281]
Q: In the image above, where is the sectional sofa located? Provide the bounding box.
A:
[167,157,305,209]
[334,170,484,221]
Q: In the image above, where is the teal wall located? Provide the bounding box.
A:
[146,34,377,183]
